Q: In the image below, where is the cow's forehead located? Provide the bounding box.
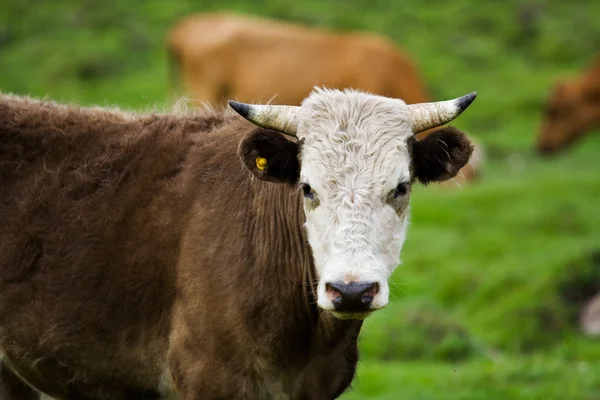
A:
[297,88,412,138]
[296,88,413,190]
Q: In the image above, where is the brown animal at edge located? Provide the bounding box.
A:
[0,90,473,399]
[537,55,600,154]
[167,12,483,185]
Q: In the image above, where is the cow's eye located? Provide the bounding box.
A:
[300,183,314,199]
[394,182,410,199]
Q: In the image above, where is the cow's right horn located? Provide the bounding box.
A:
[408,92,477,133]
[229,101,299,136]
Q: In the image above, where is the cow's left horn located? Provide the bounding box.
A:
[408,91,477,133]
[229,101,299,136]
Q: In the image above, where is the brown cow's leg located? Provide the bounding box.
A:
[0,360,40,400]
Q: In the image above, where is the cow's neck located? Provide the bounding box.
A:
[245,182,363,395]
[247,181,363,355]
[248,181,317,322]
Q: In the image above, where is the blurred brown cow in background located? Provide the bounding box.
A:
[537,56,600,154]
[167,13,430,107]
[167,12,483,186]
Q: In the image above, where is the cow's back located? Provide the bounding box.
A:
[336,32,431,104]
[0,95,223,398]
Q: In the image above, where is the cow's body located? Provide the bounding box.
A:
[0,87,475,399]
[167,13,430,107]
[0,95,361,399]
[537,56,600,154]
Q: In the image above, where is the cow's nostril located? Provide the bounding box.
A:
[325,281,379,313]
[361,282,379,304]
[325,283,343,306]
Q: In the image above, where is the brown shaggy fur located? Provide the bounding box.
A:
[0,93,361,400]
[0,93,471,399]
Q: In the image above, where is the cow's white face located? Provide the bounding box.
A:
[234,87,475,320]
[296,89,413,318]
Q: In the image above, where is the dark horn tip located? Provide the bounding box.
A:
[458,91,477,111]
[228,100,250,118]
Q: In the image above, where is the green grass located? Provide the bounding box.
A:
[345,356,600,400]
[2,0,600,398]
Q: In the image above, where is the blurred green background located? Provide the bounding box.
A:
[2,0,600,399]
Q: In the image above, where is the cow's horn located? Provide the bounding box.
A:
[229,101,299,136]
[408,92,477,133]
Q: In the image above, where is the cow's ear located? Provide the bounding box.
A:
[238,128,300,185]
[411,126,474,184]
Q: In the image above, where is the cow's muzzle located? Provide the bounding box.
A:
[325,281,379,315]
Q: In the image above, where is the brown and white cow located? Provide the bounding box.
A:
[0,88,476,399]
[537,56,600,154]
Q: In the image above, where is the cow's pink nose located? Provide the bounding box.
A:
[325,282,379,313]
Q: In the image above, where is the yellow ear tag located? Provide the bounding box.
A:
[255,157,267,171]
